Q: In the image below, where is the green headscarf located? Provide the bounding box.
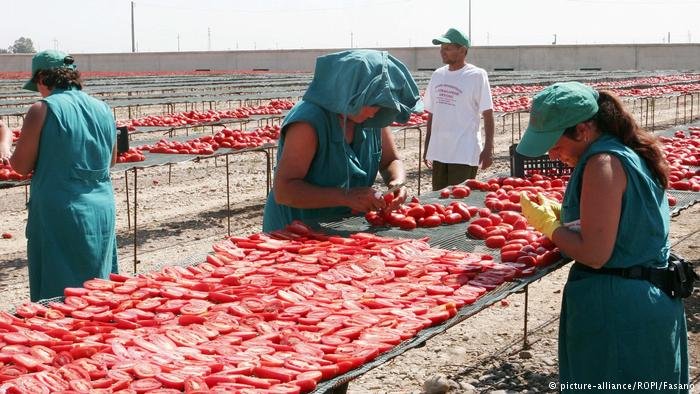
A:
[302,49,422,128]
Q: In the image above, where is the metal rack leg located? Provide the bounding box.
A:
[225,154,231,237]
[692,93,695,121]
[518,112,523,139]
[523,284,530,350]
[264,149,272,195]
[133,168,139,274]
[168,164,172,185]
[125,170,131,229]
[418,127,423,195]
[24,185,28,205]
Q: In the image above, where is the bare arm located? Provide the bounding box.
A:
[273,122,385,213]
[10,102,47,175]
[423,112,433,169]
[378,126,406,205]
[0,120,12,163]
[551,153,626,268]
[479,109,494,169]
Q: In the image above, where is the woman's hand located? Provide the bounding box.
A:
[385,183,407,210]
[0,121,11,164]
[0,144,10,165]
[520,193,561,239]
[343,187,386,213]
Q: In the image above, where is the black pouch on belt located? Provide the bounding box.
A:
[667,253,699,298]
[575,253,698,299]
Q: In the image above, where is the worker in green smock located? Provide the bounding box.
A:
[263,50,422,232]
[516,82,688,393]
[10,50,119,302]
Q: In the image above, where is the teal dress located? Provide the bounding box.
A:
[262,50,421,232]
[26,88,118,302]
[263,103,383,231]
[558,134,688,393]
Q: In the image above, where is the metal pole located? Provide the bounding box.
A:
[125,171,131,229]
[131,2,135,53]
[468,0,472,41]
[225,154,231,236]
[523,285,530,349]
[418,127,423,195]
[132,168,139,274]
[264,149,272,195]
[518,112,522,139]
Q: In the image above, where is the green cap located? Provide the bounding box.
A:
[23,50,77,91]
[432,28,470,47]
[516,81,599,157]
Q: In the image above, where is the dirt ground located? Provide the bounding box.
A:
[0,100,698,393]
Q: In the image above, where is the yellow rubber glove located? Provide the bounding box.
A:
[520,193,562,239]
[537,192,561,219]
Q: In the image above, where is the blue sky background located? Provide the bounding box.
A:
[4,0,700,53]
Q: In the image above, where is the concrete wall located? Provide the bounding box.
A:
[1,44,698,73]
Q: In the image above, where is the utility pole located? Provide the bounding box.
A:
[468,0,471,42]
[177,34,180,51]
[131,1,135,52]
[667,31,670,44]
[207,27,211,51]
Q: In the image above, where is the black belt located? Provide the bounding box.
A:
[574,263,671,295]
[573,253,698,299]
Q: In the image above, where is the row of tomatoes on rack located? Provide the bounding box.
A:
[0,222,547,393]
[115,100,293,131]
[115,125,282,163]
[661,128,700,192]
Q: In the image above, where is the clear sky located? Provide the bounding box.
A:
[3,0,700,53]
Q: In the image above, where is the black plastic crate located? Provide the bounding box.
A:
[509,144,572,178]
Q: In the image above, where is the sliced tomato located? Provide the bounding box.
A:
[236,375,274,389]
[69,379,93,392]
[11,353,42,370]
[253,365,297,383]
[269,383,302,394]
[292,370,322,391]
[155,372,185,390]
[131,377,162,393]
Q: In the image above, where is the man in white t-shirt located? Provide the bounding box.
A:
[423,27,495,190]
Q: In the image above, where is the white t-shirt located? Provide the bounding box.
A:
[424,64,493,165]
